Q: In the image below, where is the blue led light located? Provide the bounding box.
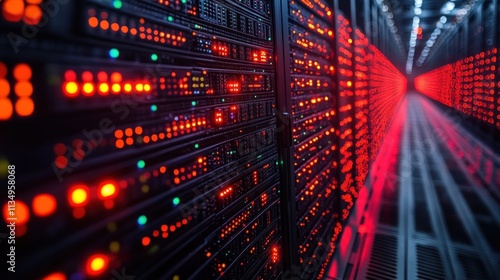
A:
[109,48,120,58]
[113,0,122,9]
[137,215,147,225]
[173,197,180,206]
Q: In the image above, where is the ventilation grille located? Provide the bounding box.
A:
[365,234,398,280]
[416,244,445,280]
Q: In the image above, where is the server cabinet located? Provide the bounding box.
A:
[0,1,282,279]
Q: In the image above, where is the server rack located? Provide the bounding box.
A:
[1,1,281,279]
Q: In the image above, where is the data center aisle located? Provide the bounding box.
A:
[329,93,500,280]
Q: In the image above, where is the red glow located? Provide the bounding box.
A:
[219,186,233,198]
[42,272,66,280]
[271,246,279,263]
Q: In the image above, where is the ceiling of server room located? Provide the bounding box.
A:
[383,0,472,70]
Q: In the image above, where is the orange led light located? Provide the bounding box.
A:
[0,79,9,97]
[86,254,109,276]
[32,194,57,217]
[115,139,124,149]
[88,17,98,28]
[2,0,24,22]
[15,97,34,116]
[114,129,123,138]
[0,99,13,120]
[68,185,89,207]
[14,81,33,97]
[13,63,31,81]
[23,4,42,25]
[125,128,133,136]
[134,126,143,134]
[100,20,109,30]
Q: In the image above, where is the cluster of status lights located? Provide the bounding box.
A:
[87,9,188,48]
[415,48,498,127]
[369,45,407,161]
[336,14,356,223]
[1,0,43,25]
[353,29,370,189]
[62,70,152,97]
[0,62,35,120]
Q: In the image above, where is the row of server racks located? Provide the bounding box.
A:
[415,0,500,142]
[0,0,405,279]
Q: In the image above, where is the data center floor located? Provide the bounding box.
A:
[327,93,500,280]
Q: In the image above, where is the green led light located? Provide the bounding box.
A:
[191,101,196,106]
[113,0,122,9]
[168,16,173,22]
[173,197,180,206]
[181,0,187,3]
[109,48,120,58]
[195,143,199,149]
[150,104,158,112]
[137,215,147,225]
[221,98,225,102]
[137,160,145,169]
[151,53,158,61]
